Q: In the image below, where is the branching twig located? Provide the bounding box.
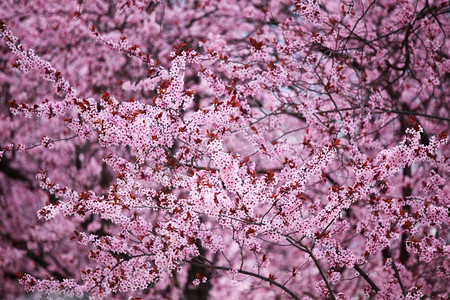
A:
[185,260,301,300]
[285,236,335,300]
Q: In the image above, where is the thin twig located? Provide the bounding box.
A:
[186,260,301,300]
[374,107,450,122]
[285,236,335,300]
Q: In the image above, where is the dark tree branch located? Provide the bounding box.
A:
[354,264,380,293]
[385,247,407,296]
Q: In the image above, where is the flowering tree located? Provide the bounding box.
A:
[0,0,449,299]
